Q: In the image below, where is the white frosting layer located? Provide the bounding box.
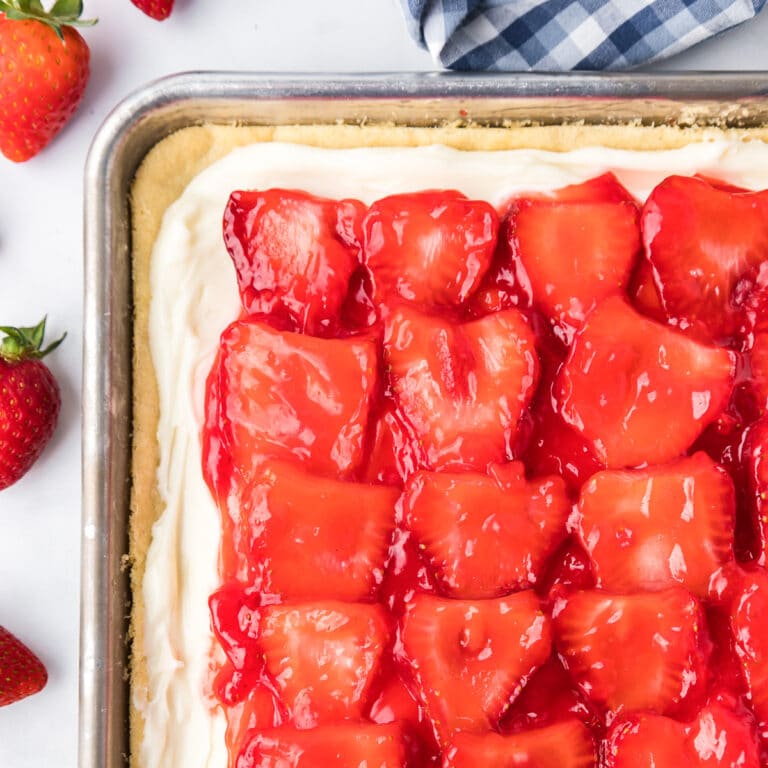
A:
[141,139,768,768]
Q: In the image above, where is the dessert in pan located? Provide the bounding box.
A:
[130,123,768,767]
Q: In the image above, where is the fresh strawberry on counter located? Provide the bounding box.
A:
[0,0,94,162]
[0,625,47,706]
[0,318,64,490]
[129,0,173,20]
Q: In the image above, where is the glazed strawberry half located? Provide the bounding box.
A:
[642,174,768,343]
[223,190,365,335]
[384,306,538,471]
[404,462,569,598]
[553,587,709,716]
[557,296,735,469]
[605,700,761,768]
[363,190,498,309]
[709,565,768,728]
[204,318,378,490]
[504,173,641,342]
[444,719,596,768]
[400,592,551,744]
[743,417,768,565]
[236,461,397,599]
[576,452,735,597]
[236,723,405,768]
[256,601,391,729]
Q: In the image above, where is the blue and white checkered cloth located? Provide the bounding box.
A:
[399,0,766,70]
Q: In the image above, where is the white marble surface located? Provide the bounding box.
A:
[0,1,767,766]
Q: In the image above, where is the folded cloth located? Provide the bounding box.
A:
[399,0,766,70]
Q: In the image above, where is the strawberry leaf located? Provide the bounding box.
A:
[0,317,65,361]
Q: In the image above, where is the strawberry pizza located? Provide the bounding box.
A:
[129,125,768,768]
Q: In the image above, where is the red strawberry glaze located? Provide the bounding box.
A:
[201,175,768,767]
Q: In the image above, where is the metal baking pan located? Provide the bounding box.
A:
[80,71,768,768]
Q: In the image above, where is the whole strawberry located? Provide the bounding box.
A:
[130,0,173,21]
[0,625,47,706]
[0,318,64,490]
[0,0,95,162]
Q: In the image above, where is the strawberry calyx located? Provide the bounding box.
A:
[0,317,65,363]
[0,0,96,39]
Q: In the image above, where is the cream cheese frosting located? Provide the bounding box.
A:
[140,139,768,768]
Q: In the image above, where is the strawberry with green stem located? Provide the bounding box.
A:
[0,317,65,490]
[0,0,95,162]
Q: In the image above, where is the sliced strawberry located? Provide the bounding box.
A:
[473,173,637,321]
[553,587,709,715]
[223,190,365,335]
[606,714,690,768]
[257,602,390,728]
[384,306,538,471]
[400,592,551,743]
[710,565,768,727]
[368,674,440,765]
[404,462,569,598]
[690,699,761,768]
[641,175,768,343]
[557,296,735,469]
[606,701,760,768]
[363,190,497,308]
[238,461,397,600]
[236,722,405,768]
[444,719,596,768]
[743,417,768,566]
[576,452,735,597]
[208,319,378,482]
[509,189,640,342]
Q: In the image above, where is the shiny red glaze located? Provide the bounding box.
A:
[743,418,768,566]
[236,722,405,768]
[404,462,569,598]
[256,601,392,729]
[537,536,596,597]
[709,565,768,731]
[400,592,552,745]
[444,719,596,768]
[557,296,735,469]
[501,656,601,734]
[553,587,711,717]
[363,190,498,309]
[235,461,398,601]
[472,173,638,329]
[384,305,539,472]
[575,452,736,597]
[509,196,640,344]
[201,179,768,766]
[204,318,378,489]
[605,699,760,768]
[223,189,364,336]
[642,175,768,344]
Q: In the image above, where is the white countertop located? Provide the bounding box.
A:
[1,1,767,765]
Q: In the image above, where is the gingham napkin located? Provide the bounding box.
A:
[399,0,766,70]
